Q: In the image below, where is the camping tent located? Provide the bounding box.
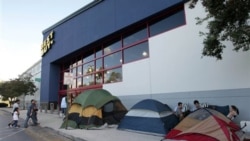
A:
[118,99,179,136]
[61,89,127,129]
[165,108,240,141]
[208,105,230,116]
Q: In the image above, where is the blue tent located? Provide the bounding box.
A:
[118,99,179,136]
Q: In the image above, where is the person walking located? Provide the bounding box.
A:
[8,99,20,127]
[12,107,20,128]
[24,99,39,128]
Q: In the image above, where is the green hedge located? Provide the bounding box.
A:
[0,103,8,107]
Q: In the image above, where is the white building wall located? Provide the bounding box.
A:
[104,2,250,96]
[103,2,250,122]
[149,2,250,94]
[104,59,152,96]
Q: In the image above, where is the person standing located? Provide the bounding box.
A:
[60,96,67,118]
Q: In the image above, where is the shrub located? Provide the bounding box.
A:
[0,103,8,107]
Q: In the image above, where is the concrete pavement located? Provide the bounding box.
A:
[2,108,164,141]
[2,107,250,141]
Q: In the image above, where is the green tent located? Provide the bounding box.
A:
[61,89,127,129]
[73,89,119,109]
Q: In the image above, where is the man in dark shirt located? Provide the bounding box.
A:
[24,99,39,128]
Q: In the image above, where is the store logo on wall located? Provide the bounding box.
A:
[41,31,54,56]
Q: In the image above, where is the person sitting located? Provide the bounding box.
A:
[192,100,201,111]
[227,105,239,120]
[174,102,184,121]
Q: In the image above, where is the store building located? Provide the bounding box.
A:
[40,0,250,123]
[19,59,41,109]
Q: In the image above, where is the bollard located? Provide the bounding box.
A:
[45,104,48,113]
[50,103,54,114]
[57,105,60,115]
[40,104,42,113]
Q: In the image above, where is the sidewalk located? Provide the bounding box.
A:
[3,108,250,141]
[3,108,164,141]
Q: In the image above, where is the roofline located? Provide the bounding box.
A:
[42,0,103,34]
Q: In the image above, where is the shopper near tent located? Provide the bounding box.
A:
[174,102,184,121]
[192,100,201,111]
[60,96,67,118]
[227,105,239,120]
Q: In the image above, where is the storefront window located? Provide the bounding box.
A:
[83,61,95,75]
[95,72,103,84]
[83,75,95,86]
[104,40,121,55]
[104,51,122,69]
[96,49,102,58]
[96,59,103,71]
[83,53,94,63]
[104,67,122,84]
[71,78,77,89]
[72,67,77,77]
[150,9,185,37]
[123,41,149,63]
[77,65,82,76]
[59,6,185,93]
[77,77,82,88]
[123,27,147,47]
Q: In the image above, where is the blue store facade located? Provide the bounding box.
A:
[41,0,185,103]
[41,0,250,123]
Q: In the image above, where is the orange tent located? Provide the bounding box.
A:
[166,108,240,141]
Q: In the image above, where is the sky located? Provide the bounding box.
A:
[0,0,93,81]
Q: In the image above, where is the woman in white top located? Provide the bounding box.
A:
[60,97,67,117]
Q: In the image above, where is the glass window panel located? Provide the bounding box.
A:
[72,67,77,77]
[77,77,82,88]
[150,9,185,37]
[104,51,122,69]
[77,65,82,76]
[83,53,94,63]
[123,27,147,47]
[83,75,95,86]
[104,67,122,84]
[95,72,103,84]
[77,60,82,65]
[96,59,103,71]
[104,40,121,55]
[71,78,77,88]
[72,62,77,67]
[96,49,102,58]
[83,61,95,75]
[124,41,149,63]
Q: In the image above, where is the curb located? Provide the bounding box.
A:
[45,126,87,141]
